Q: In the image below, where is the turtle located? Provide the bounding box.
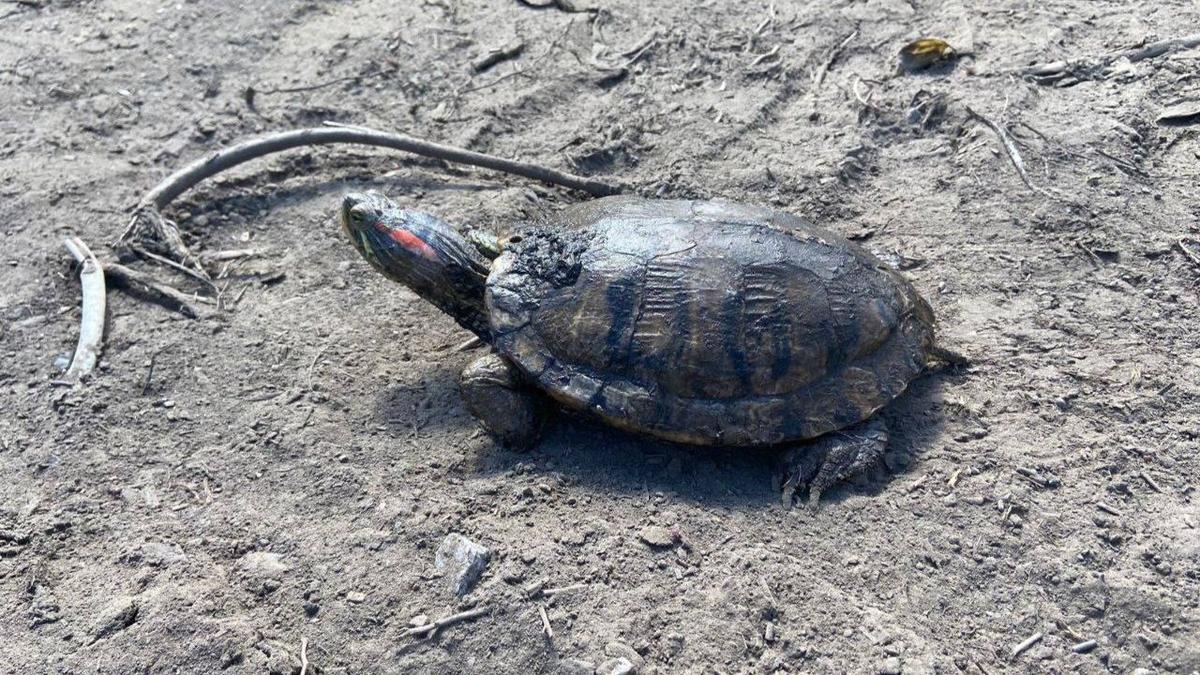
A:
[339,192,961,504]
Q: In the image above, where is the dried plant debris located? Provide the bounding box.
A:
[898,38,957,72]
[1156,101,1200,126]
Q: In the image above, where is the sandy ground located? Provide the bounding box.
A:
[2,1,1199,673]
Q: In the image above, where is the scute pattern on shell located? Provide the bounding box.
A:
[486,197,936,447]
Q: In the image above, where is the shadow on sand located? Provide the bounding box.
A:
[462,367,956,510]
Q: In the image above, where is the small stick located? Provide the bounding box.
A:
[1176,239,1200,267]
[537,603,554,639]
[299,637,309,675]
[964,106,1056,200]
[200,248,265,263]
[1071,639,1097,653]
[472,39,526,73]
[106,262,203,318]
[1024,33,1200,78]
[61,237,106,382]
[1011,632,1043,659]
[1139,471,1163,493]
[131,243,217,287]
[404,606,489,638]
[542,583,588,597]
[515,0,595,13]
[750,45,781,67]
[117,125,622,269]
[1096,502,1122,517]
[142,351,159,395]
[813,31,857,90]
[453,336,485,352]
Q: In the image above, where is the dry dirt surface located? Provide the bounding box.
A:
[2,1,1199,673]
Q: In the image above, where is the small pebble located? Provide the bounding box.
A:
[638,525,676,548]
[879,656,902,675]
[595,656,635,675]
[346,591,366,603]
[434,533,491,596]
[558,658,594,675]
[604,642,643,669]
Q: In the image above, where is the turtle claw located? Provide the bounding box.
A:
[777,417,889,508]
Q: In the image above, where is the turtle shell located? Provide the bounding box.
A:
[486,197,935,447]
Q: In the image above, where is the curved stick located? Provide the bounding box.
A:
[118,125,624,275]
[140,126,621,211]
[61,237,106,382]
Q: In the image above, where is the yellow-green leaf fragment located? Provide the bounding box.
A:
[899,38,956,72]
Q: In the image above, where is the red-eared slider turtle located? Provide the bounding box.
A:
[341,193,960,504]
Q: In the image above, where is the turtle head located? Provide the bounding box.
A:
[341,191,492,339]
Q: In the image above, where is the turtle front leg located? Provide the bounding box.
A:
[777,417,889,508]
[460,352,544,449]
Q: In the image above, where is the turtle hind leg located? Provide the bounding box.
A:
[927,344,970,368]
[777,417,889,509]
[460,352,544,449]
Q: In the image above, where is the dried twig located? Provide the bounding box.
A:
[541,583,588,597]
[106,262,203,318]
[472,39,526,73]
[1011,632,1043,659]
[200,248,264,263]
[964,106,1056,200]
[453,336,485,352]
[404,606,489,638]
[61,237,106,383]
[1176,239,1200,267]
[1140,471,1163,493]
[131,243,218,289]
[117,125,623,274]
[299,637,310,675]
[806,31,857,119]
[515,0,595,13]
[1025,33,1200,82]
[537,603,554,639]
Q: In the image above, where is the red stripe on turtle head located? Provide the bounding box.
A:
[377,222,439,261]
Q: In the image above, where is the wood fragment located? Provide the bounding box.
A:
[131,243,216,287]
[1096,502,1122,517]
[200,248,264,263]
[118,125,622,273]
[105,262,202,318]
[1011,632,1043,659]
[1023,33,1200,81]
[1071,639,1097,653]
[1176,239,1200,267]
[404,606,489,638]
[1139,471,1163,493]
[948,468,963,488]
[453,336,485,352]
[61,237,106,383]
[542,583,588,597]
[472,39,526,73]
[964,106,1056,200]
[537,603,553,639]
[514,0,595,13]
[299,637,309,675]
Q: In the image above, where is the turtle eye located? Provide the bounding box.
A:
[349,204,370,225]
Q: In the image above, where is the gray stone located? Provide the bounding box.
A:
[434,533,491,596]
[637,525,676,548]
[91,595,138,643]
[240,551,289,579]
[595,657,635,675]
[879,656,902,675]
[559,658,595,675]
[604,642,643,669]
